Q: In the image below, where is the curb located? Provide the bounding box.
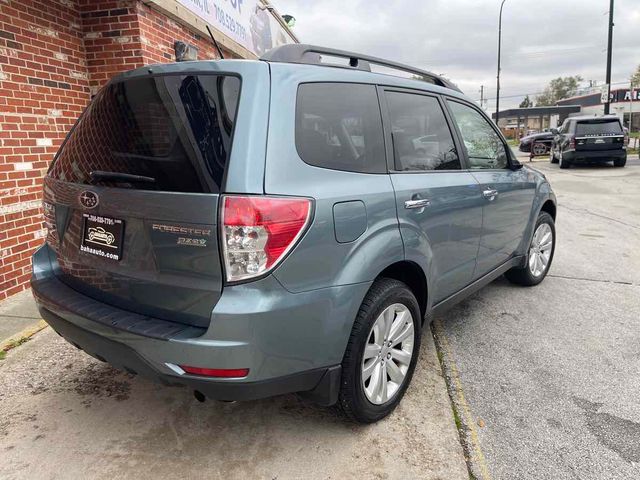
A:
[0,320,48,358]
[432,317,493,480]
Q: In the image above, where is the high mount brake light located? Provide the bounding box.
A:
[221,195,312,282]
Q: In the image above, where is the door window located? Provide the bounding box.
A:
[385,91,460,171]
[447,100,508,169]
[295,83,386,174]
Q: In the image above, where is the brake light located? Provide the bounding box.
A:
[569,135,576,150]
[180,366,249,378]
[221,195,312,282]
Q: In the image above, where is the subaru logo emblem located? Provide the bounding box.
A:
[79,190,99,209]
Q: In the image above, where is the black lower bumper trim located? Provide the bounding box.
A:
[40,306,340,404]
[564,150,626,162]
[31,276,205,341]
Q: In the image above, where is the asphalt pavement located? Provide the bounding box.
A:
[434,157,640,479]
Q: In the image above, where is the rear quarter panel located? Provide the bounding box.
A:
[263,64,404,293]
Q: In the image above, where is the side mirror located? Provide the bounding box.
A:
[507,149,523,170]
[550,128,559,135]
[510,158,523,170]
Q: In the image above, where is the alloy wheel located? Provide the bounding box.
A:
[533,143,547,156]
[529,223,553,277]
[361,303,415,405]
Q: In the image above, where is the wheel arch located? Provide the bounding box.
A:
[540,199,556,220]
[376,260,428,321]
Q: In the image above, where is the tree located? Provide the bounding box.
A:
[535,76,583,106]
[632,64,640,87]
[519,95,532,108]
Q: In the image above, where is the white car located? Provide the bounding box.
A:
[87,226,115,245]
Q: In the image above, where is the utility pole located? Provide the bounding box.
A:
[604,0,614,115]
[630,79,634,140]
[495,0,507,124]
[480,85,484,109]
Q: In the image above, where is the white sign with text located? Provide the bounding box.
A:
[177,0,294,56]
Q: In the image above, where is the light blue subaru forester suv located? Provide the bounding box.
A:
[31,44,556,423]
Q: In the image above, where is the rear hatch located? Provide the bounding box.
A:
[43,72,241,328]
[575,119,625,151]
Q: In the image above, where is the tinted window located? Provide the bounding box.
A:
[576,120,622,136]
[447,100,508,169]
[50,74,240,193]
[385,92,460,171]
[295,83,385,173]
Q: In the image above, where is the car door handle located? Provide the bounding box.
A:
[404,199,431,209]
[482,189,499,200]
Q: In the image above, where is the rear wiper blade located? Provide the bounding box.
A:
[90,170,156,184]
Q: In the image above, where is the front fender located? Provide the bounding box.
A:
[518,179,556,255]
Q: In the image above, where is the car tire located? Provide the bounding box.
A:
[532,143,548,156]
[338,278,421,424]
[559,151,570,169]
[505,211,555,287]
[613,157,626,167]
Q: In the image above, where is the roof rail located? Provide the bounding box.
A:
[260,44,461,92]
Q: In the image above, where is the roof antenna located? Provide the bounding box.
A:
[206,25,225,60]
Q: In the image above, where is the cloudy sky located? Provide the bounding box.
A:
[274,0,640,111]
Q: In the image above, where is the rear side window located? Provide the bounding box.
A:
[49,74,241,193]
[576,120,622,136]
[385,91,460,171]
[295,83,386,174]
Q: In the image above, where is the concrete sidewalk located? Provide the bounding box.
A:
[0,289,43,345]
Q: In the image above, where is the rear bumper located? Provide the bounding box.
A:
[564,149,626,162]
[39,307,340,404]
[31,244,369,405]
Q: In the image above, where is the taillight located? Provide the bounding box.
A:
[221,195,312,282]
[569,136,576,150]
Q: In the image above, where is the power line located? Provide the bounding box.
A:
[473,79,633,102]
[402,45,606,69]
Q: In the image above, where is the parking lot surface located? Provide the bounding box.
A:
[0,316,467,479]
[2,154,639,480]
[435,158,640,479]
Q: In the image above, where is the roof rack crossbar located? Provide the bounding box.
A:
[260,44,460,92]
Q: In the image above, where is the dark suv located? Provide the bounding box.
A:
[31,44,557,423]
[550,115,627,168]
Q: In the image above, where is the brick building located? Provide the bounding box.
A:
[0,0,296,301]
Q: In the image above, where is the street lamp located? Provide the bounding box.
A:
[495,0,507,125]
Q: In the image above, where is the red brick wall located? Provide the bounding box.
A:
[0,0,235,301]
[136,2,233,66]
[80,1,233,96]
[79,0,144,96]
[0,0,89,300]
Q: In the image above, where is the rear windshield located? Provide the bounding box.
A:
[575,120,622,136]
[49,74,241,193]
